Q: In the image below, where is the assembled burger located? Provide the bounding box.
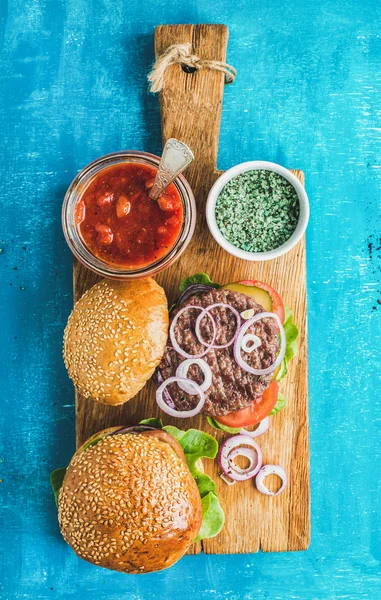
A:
[51,422,224,573]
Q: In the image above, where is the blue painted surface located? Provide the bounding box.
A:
[1,0,381,598]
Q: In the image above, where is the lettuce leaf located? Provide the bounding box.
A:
[161,426,224,540]
[283,307,299,363]
[276,307,299,383]
[194,492,225,542]
[139,417,164,428]
[269,392,287,415]
[50,468,66,507]
[81,432,109,452]
[276,358,288,382]
[206,416,241,434]
[179,273,220,293]
[50,434,108,505]
[164,427,218,464]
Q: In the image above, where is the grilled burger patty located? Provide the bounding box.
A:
[158,288,280,417]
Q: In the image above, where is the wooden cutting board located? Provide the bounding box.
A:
[73,24,310,554]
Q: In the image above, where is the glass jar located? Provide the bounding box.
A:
[62,151,196,279]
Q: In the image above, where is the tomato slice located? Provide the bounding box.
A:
[238,279,285,323]
[214,380,279,428]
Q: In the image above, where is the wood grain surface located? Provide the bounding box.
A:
[74,24,310,554]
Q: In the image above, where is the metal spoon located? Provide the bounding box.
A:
[149,138,194,201]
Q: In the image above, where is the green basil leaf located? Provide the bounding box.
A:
[179,273,220,293]
[50,468,66,507]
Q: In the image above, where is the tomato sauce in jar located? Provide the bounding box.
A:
[76,162,184,268]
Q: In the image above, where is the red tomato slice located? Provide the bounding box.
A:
[214,380,279,428]
[238,279,285,323]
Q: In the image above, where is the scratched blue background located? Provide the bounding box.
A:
[1,0,381,598]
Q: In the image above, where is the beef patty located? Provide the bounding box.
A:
[158,288,280,417]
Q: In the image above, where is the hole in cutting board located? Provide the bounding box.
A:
[181,64,197,74]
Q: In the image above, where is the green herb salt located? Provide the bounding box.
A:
[215,170,300,252]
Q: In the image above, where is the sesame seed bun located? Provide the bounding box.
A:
[63,278,168,405]
[58,429,202,573]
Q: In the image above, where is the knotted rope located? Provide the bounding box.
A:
[148,43,236,93]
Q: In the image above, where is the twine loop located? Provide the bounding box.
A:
[148,43,236,93]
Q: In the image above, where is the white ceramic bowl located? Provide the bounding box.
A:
[206,161,309,261]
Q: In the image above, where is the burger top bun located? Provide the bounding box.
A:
[63,277,168,405]
[58,429,203,574]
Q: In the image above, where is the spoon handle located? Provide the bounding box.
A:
[149,138,194,201]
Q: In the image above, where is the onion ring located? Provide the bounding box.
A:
[240,416,270,438]
[195,303,241,349]
[176,358,213,393]
[241,334,262,353]
[220,473,236,486]
[255,464,288,496]
[219,434,262,481]
[240,308,255,320]
[156,376,205,418]
[234,312,286,376]
[156,370,176,408]
[228,447,259,474]
[170,305,216,359]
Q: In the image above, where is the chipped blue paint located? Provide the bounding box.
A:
[1,0,381,599]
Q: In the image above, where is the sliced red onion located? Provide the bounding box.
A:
[163,392,176,409]
[241,334,262,353]
[234,312,286,376]
[170,305,216,359]
[220,473,236,486]
[176,358,212,393]
[196,303,241,349]
[156,376,205,418]
[255,464,288,496]
[228,447,259,474]
[240,416,270,439]
[219,434,262,481]
[155,370,176,408]
[175,284,215,310]
[193,310,217,347]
